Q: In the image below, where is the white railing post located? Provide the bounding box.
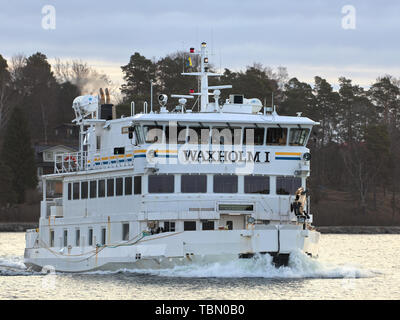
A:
[131,101,135,116]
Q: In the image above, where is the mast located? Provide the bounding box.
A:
[181,42,228,112]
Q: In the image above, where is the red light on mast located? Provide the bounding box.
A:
[190,48,195,53]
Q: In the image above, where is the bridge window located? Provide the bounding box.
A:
[211,127,242,145]
[181,174,207,193]
[289,128,310,146]
[98,180,105,198]
[276,176,302,195]
[213,175,238,193]
[134,176,142,194]
[107,179,114,197]
[244,176,270,194]
[125,177,132,195]
[81,181,88,199]
[266,128,287,145]
[184,221,196,231]
[148,175,174,193]
[116,178,123,196]
[243,128,264,145]
[165,125,187,144]
[187,127,210,144]
[73,182,80,200]
[143,125,163,143]
[90,181,97,198]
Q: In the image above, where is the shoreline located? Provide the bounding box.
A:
[0,223,400,234]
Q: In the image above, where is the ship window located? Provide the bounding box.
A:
[211,127,242,145]
[63,230,68,247]
[125,177,132,195]
[81,181,88,199]
[116,178,123,196]
[266,128,288,145]
[187,127,210,144]
[107,179,114,197]
[122,223,129,241]
[73,182,80,200]
[68,183,71,200]
[213,175,238,193]
[96,136,101,151]
[114,147,125,155]
[101,228,106,245]
[50,230,54,247]
[276,176,302,195]
[98,180,105,198]
[244,176,270,194]
[134,176,142,194]
[90,181,97,198]
[181,175,207,193]
[143,125,163,143]
[165,125,187,144]
[243,128,264,145]
[289,128,310,146]
[184,221,196,231]
[164,221,175,232]
[148,175,174,193]
[75,229,80,246]
[202,221,215,230]
[88,228,93,246]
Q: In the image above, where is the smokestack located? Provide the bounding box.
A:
[105,88,116,119]
[105,88,110,104]
[99,88,106,105]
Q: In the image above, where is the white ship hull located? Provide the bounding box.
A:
[24,226,319,273]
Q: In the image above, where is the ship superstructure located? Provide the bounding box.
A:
[24,43,320,272]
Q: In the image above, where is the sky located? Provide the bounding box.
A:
[1,0,400,91]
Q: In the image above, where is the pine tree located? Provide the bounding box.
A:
[0,161,16,206]
[0,107,37,203]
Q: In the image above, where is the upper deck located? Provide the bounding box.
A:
[52,42,317,178]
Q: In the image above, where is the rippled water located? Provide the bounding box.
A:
[0,232,399,299]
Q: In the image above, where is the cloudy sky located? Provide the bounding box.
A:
[1,0,399,90]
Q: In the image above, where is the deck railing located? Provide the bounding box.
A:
[54,149,135,173]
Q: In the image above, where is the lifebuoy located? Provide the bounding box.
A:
[64,156,77,164]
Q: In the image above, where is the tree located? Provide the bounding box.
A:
[0,54,12,132]
[369,76,400,131]
[280,77,315,116]
[19,53,59,143]
[340,124,390,215]
[0,161,16,206]
[0,107,37,203]
[120,53,156,108]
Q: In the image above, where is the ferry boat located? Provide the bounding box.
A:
[24,42,320,272]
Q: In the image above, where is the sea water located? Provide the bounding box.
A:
[0,232,399,299]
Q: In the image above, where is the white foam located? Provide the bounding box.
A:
[85,250,377,279]
[0,256,36,276]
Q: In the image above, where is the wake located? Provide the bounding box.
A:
[85,250,377,279]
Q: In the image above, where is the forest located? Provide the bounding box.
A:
[0,50,399,226]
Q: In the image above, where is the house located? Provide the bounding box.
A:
[35,144,77,196]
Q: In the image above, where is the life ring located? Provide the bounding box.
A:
[64,156,77,164]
